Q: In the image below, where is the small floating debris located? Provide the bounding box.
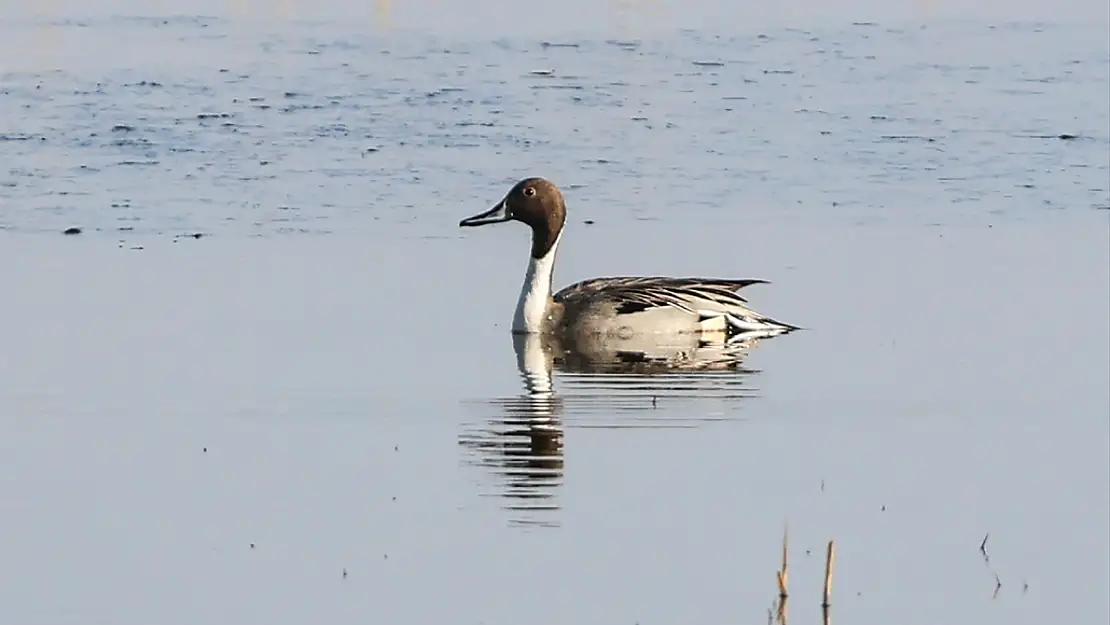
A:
[881,135,936,142]
[541,41,579,48]
[197,112,232,120]
[63,227,82,235]
[111,124,135,132]
[692,60,725,67]
[174,232,205,240]
[583,219,595,225]
[1020,133,1082,140]
[530,69,555,76]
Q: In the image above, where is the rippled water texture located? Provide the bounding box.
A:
[1,4,1108,625]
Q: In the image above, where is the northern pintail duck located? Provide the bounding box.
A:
[459,177,798,340]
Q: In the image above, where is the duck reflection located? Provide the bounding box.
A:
[460,331,772,527]
[457,334,565,528]
[551,328,763,374]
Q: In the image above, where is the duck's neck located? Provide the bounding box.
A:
[512,232,561,334]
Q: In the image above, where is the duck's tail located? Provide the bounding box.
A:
[700,279,802,337]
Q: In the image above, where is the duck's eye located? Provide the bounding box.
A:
[523,187,536,197]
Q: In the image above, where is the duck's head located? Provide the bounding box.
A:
[460,177,567,259]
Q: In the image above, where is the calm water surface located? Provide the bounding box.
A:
[1,3,1108,624]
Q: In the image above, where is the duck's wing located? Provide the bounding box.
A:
[554,276,797,335]
[553,276,767,311]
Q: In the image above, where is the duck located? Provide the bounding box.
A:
[459,177,798,340]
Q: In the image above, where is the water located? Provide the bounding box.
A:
[2,3,1108,624]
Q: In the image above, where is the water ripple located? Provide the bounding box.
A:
[2,19,1107,237]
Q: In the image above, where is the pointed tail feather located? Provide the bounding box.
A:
[724,312,802,336]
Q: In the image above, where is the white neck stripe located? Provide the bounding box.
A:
[512,231,561,333]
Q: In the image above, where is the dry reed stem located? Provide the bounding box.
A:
[777,523,789,599]
[822,540,836,608]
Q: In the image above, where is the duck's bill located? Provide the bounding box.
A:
[459,201,510,227]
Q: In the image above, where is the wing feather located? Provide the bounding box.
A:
[553,276,796,334]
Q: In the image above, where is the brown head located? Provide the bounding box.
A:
[459,177,567,259]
